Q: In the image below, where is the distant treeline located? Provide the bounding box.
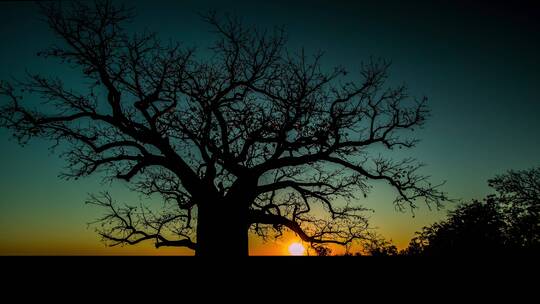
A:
[329,166,539,256]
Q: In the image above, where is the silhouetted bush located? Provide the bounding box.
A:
[363,239,399,256]
[403,167,540,255]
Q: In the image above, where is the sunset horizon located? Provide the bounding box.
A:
[1,0,538,256]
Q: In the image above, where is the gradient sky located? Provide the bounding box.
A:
[1,0,539,255]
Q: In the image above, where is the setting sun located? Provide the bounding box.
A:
[288,242,306,256]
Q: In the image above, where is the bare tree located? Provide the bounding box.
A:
[0,0,447,255]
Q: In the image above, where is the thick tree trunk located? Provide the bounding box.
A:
[195,199,249,256]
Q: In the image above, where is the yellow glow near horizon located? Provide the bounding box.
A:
[288,242,306,256]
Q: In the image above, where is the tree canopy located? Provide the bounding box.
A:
[403,167,540,255]
[0,0,447,255]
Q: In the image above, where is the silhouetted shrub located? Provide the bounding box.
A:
[403,167,540,255]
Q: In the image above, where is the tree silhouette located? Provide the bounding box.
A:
[488,167,540,251]
[362,238,399,256]
[0,0,446,256]
[403,199,506,255]
[403,167,540,255]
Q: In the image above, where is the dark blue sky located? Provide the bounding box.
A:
[1,0,539,253]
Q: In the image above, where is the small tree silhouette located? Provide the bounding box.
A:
[403,167,540,255]
[0,0,446,255]
[488,167,540,250]
[363,238,399,256]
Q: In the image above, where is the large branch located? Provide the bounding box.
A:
[322,155,446,209]
[87,192,196,251]
[249,210,368,246]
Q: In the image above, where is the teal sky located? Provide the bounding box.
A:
[1,0,539,254]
